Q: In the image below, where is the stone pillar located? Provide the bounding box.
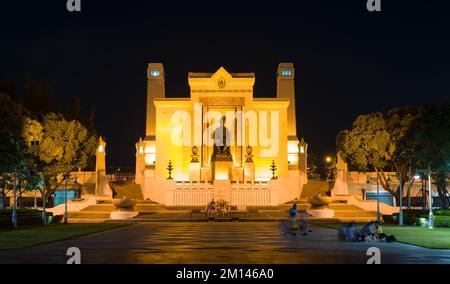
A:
[244,145,255,182]
[298,138,308,174]
[95,136,106,173]
[135,137,145,187]
[95,136,112,197]
[333,153,349,196]
[189,146,200,181]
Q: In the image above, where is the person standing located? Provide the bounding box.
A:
[300,210,309,236]
[289,204,299,235]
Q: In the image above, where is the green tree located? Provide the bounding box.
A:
[409,103,450,208]
[0,92,27,208]
[337,108,420,201]
[31,113,98,200]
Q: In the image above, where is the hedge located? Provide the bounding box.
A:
[0,209,54,227]
[383,209,450,227]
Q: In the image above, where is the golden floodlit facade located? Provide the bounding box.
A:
[135,63,308,207]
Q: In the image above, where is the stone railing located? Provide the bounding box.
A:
[230,182,272,206]
[166,181,214,207]
[165,180,277,207]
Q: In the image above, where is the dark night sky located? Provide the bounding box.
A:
[1,0,449,167]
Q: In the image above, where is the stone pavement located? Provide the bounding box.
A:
[0,223,449,264]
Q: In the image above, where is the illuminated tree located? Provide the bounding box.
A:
[337,108,420,201]
[32,113,98,199]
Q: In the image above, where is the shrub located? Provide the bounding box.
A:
[0,209,53,227]
[433,216,450,228]
[384,211,450,227]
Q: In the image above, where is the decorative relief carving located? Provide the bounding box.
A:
[191,90,252,93]
[199,97,245,106]
[218,77,226,88]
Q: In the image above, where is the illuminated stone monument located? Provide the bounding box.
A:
[135,63,308,206]
[95,136,112,197]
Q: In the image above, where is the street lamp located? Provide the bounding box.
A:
[12,167,18,229]
[387,173,403,226]
[367,174,381,224]
[42,175,47,225]
[31,140,46,225]
[325,156,332,181]
[64,174,69,224]
[413,166,434,229]
[31,140,39,210]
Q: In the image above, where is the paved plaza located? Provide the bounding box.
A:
[1,222,450,264]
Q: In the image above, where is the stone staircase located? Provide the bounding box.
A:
[67,199,379,223]
[328,204,378,222]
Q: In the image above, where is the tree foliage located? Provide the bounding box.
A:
[337,104,449,208]
[33,113,98,196]
[409,103,450,208]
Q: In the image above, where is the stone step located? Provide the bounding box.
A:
[328,204,362,210]
[333,210,378,217]
[69,212,111,218]
[81,205,115,212]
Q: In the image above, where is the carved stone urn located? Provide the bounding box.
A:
[110,197,138,220]
[307,194,334,218]
[307,194,333,210]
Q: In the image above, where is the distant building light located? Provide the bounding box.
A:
[281,70,292,76]
[150,70,161,77]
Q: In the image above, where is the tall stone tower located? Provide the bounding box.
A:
[136,63,165,190]
[276,63,296,138]
[276,63,307,184]
[146,63,165,139]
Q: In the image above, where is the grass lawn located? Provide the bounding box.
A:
[312,222,450,249]
[383,226,450,249]
[0,223,131,249]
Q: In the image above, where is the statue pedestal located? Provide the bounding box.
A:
[213,180,231,202]
[244,162,255,181]
[110,211,139,220]
[189,162,200,181]
[211,160,233,181]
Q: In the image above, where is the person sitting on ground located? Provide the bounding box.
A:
[346,222,357,241]
[289,204,299,235]
[339,222,357,241]
[375,222,397,243]
[338,223,347,241]
[357,221,377,242]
